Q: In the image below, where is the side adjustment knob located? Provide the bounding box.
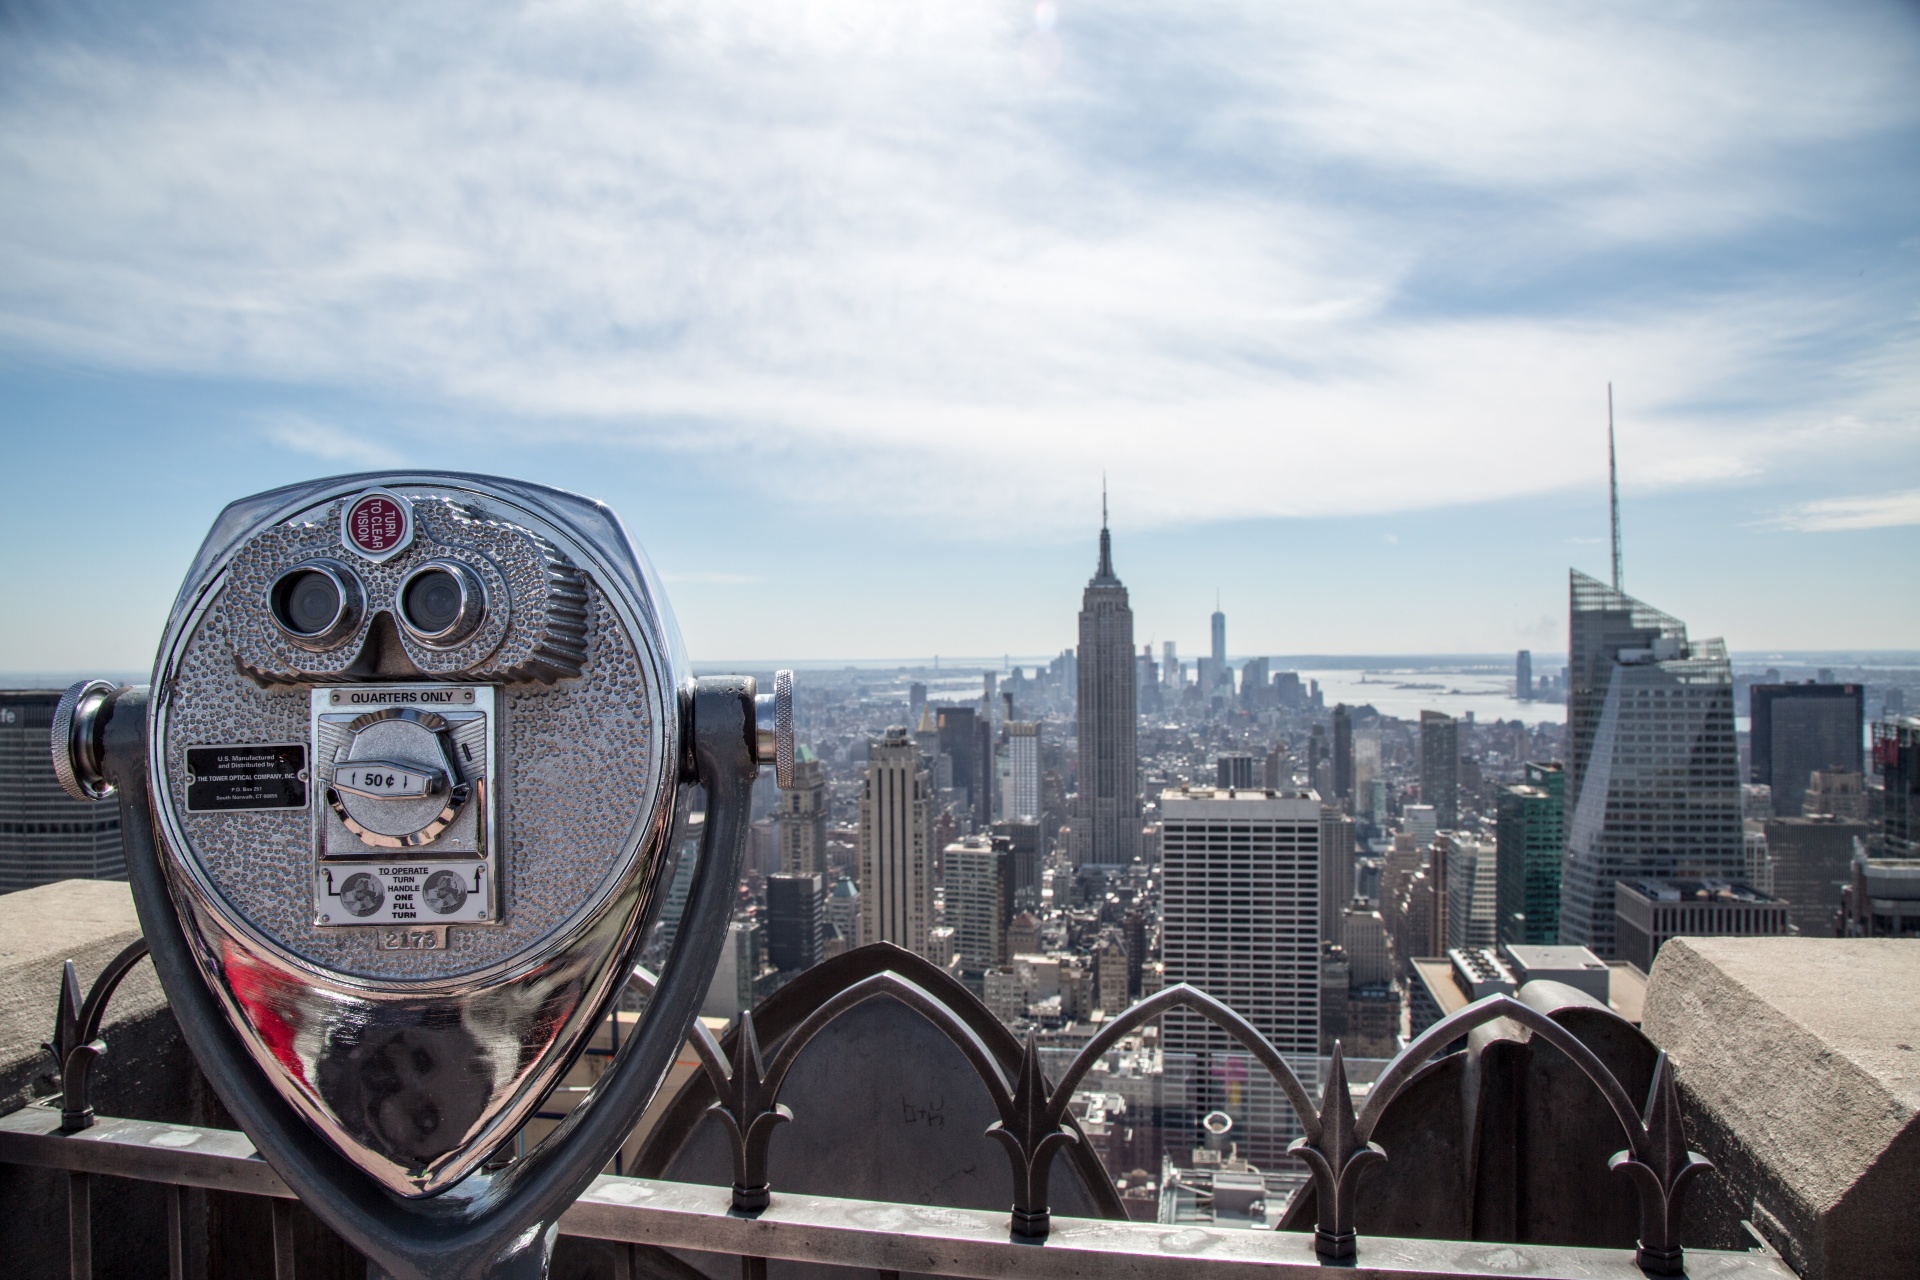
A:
[51,680,123,802]
[753,669,796,788]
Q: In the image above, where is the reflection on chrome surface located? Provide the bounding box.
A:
[142,474,687,1198]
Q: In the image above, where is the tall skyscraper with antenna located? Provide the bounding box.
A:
[1195,596,1229,695]
[1075,491,1138,867]
[1559,409,1740,954]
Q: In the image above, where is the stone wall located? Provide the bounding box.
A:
[0,880,367,1279]
[0,880,205,1277]
[0,879,167,1113]
[1644,937,1920,1280]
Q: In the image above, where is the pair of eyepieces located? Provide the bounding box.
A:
[268,558,486,651]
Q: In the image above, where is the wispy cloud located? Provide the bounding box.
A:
[1770,489,1920,533]
[257,413,403,467]
[0,0,1914,536]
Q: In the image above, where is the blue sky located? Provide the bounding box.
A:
[2,0,1916,670]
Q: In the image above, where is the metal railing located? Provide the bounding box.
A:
[653,949,1724,1275]
[0,1105,1793,1280]
[1,938,1796,1280]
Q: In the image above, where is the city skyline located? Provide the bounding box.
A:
[0,1,1914,1252]
[1,482,1914,676]
[1,1,1917,668]
[3,462,1912,1214]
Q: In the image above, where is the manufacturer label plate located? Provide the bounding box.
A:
[186,744,308,812]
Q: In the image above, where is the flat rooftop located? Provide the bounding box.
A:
[1160,787,1323,820]
[1617,878,1781,904]
[1413,955,1648,1024]
[1505,945,1610,974]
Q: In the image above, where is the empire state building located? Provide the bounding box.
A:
[1076,504,1138,866]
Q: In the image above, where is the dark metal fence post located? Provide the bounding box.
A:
[44,939,153,1135]
[166,1183,188,1280]
[271,1197,296,1279]
[68,1169,91,1280]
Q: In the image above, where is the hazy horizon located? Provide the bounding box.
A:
[8,647,1913,684]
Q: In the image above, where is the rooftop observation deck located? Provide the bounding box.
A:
[1,880,1914,1280]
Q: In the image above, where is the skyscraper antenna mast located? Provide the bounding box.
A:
[1608,383,1623,591]
[1095,474,1115,580]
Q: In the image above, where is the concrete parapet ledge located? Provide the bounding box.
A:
[0,880,241,1278]
[0,878,168,1113]
[1643,937,1919,1280]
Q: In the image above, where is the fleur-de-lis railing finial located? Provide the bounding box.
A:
[42,938,151,1133]
[46,959,101,1132]
[1609,1050,1712,1277]
[1286,1042,1385,1260]
[694,1010,792,1213]
[987,1033,1081,1239]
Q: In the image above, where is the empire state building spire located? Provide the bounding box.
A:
[1094,478,1117,583]
[1076,492,1137,866]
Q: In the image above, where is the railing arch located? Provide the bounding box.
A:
[638,963,1711,1274]
[37,941,1716,1277]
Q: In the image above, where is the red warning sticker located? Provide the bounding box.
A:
[341,490,413,560]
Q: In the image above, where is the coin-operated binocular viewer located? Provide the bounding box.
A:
[53,474,793,1280]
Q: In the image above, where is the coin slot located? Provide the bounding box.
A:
[324,706,472,848]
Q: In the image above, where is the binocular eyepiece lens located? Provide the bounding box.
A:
[404,570,463,632]
[397,561,485,647]
[285,572,341,633]
[268,562,361,648]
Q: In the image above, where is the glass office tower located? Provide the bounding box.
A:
[1559,572,1743,958]
[1160,786,1320,1167]
[1749,683,1864,817]
[1,690,127,893]
[1497,761,1565,945]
